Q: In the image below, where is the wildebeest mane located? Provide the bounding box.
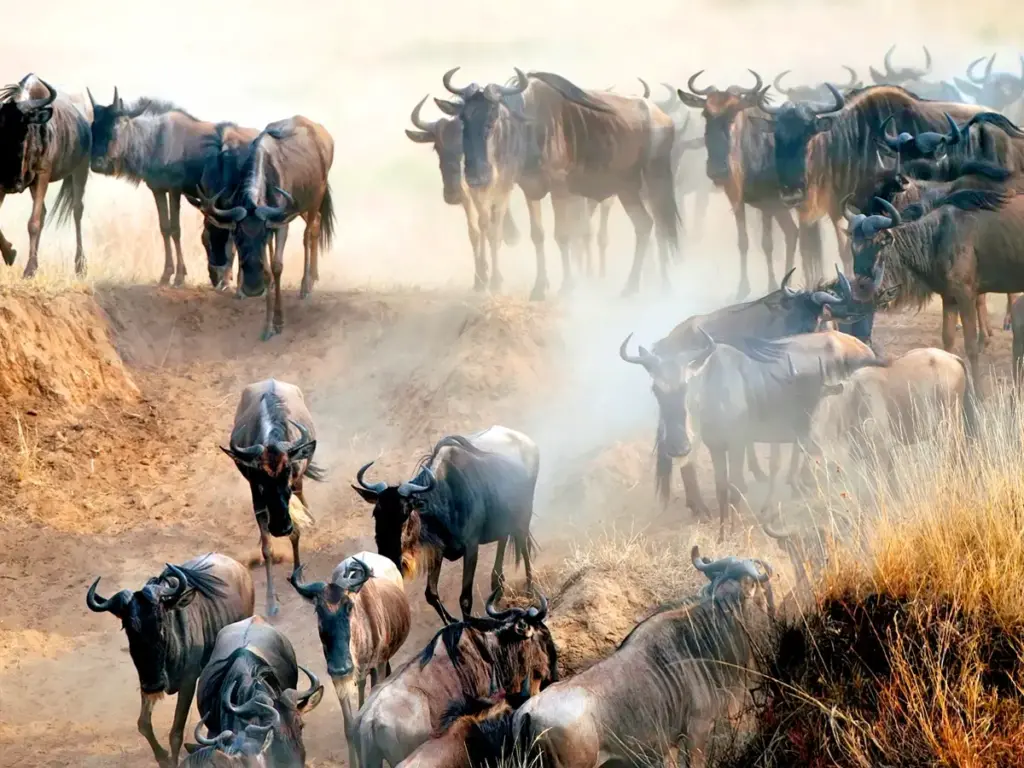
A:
[526,72,616,113]
[156,554,228,600]
[932,187,1015,213]
[439,694,506,732]
[121,96,197,121]
[418,616,502,668]
[724,335,788,362]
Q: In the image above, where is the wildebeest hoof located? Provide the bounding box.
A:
[735,282,750,300]
[261,328,278,342]
[529,283,548,301]
[620,282,640,297]
[2,247,17,266]
[21,262,38,279]
[159,272,172,286]
[266,603,280,618]
[173,273,186,288]
[1006,320,1013,332]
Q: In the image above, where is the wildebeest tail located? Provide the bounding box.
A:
[503,211,520,246]
[936,188,1014,213]
[510,531,538,567]
[49,177,77,229]
[655,440,673,508]
[304,461,327,481]
[318,184,335,250]
[644,164,681,260]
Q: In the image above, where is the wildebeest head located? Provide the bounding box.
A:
[86,564,194,694]
[677,70,766,184]
[869,45,933,86]
[619,332,715,459]
[221,419,317,537]
[845,196,899,291]
[185,186,235,287]
[954,53,1024,110]
[88,87,129,175]
[289,559,371,678]
[0,77,57,194]
[406,94,466,205]
[875,112,961,163]
[773,66,862,103]
[483,591,558,695]
[754,84,845,207]
[443,67,529,189]
[691,545,775,619]
[352,460,436,575]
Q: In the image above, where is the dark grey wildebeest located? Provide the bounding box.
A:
[220,379,323,617]
[89,89,252,286]
[0,74,91,278]
[85,553,255,767]
[182,616,324,767]
[198,116,335,340]
[509,548,773,768]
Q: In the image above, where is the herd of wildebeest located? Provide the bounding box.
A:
[0,41,1018,767]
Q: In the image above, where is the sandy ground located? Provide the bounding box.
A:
[0,1,1021,766]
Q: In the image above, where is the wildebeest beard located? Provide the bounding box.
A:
[123,588,172,693]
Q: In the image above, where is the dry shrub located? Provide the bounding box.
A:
[722,380,1024,768]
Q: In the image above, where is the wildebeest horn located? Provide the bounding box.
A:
[883,44,897,76]
[485,589,520,621]
[835,265,853,301]
[618,333,658,370]
[697,326,716,351]
[85,578,130,615]
[194,712,234,748]
[744,70,764,97]
[497,68,529,96]
[526,591,549,622]
[339,558,372,592]
[788,354,798,377]
[442,66,477,99]
[227,435,264,462]
[842,65,860,89]
[86,87,96,110]
[691,545,712,573]
[655,82,680,112]
[780,267,798,297]
[18,77,57,113]
[295,664,322,708]
[762,517,793,540]
[877,114,909,152]
[874,197,902,226]
[773,70,794,96]
[255,187,294,225]
[758,86,782,117]
[637,77,651,98]
[814,83,844,115]
[686,70,714,96]
[410,95,438,133]
[397,466,435,497]
[224,681,277,721]
[161,564,189,602]
[943,112,961,145]
[286,419,315,459]
[811,287,842,307]
[242,696,281,739]
[289,566,327,600]
[354,461,388,494]
[921,46,933,76]
[433,97,462,117]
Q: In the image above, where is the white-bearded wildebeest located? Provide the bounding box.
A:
[848,188,1023,387]
[353,591,557,768]
[621,329,882,541]
[395,694,514,768]
[678,70,811,296]
[0,74,91,278]
[220,379,323,617]
[508,548,772,768]
[443,68,680,299]
[953,53,1024,117]
[85,553,255,767]
[182,616,324,767]
[289,551,411,767]
[352,425,538,624]
[201,116,335,340]
[771,66,863,105]
[867,44,963,102]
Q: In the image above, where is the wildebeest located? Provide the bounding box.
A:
[847,188,1021,384]
[353,425,538,624]
[867,44,963,102]
[289,551,410,767]
[954,54,1024,114]
[772,66,863,104]
[220,379,323,617]
[85,553,255,767]
[621,330,882,541]
[0,74,91,278]
[762,502,855,596]
[353,592,557,768]
[678,70,808,296]
[183,616,324,767]
[444,68,679,298]
[510,548,772,768]
[395,694,514,768]
[199,116,335,340]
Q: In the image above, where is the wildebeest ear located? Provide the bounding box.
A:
[676,90,706,109]
[815,115,835,133]
[288,440,316,463]
[405,128,435,144]
[162,586,197,611]
[297,685,324,714]
[748,116,774,133]
[26,108,54,125]
[351,484,380,503]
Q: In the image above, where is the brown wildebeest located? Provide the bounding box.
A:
[353,592,557,768]
[677,70,808,297]
[85,553,255,767]
[0,74,91,278]
[394,695,513,768]
[867,44,963,102]
[220,379,323,617]
[444,68,680,299]
[954,53,1024,113]
[772,66,863,104]
[353,425,538,624]
[511,548,773,768]
[201,116,335,340]
[290,551,411,767]
[183,616,324,766]
[621,329,882,541]
[848,188,1023,386]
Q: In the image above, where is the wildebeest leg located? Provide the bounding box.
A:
[168,191,187,287]
[521,532,534,595]
[728,446,746,533]
[258,514,280,617]
[264,227,288,341]
[941,296,958,352]
[619,187,654,296]
[459,543,480,619]
[956,290,984,393]
[491,536,508,595]
[71,163,88,276]
[424,549,455,625]
[759,210,777,291]
[462,196,486,291]
[598,198,611,279]
[775,208,798,282]
[137,691,171,767]
[709,446,730,543]
[301,209,322,299]
[488,200,509,292]
[168,675,197,765]
[732,203,750,300]
[22,174,50,279]
[1005,294,1019,332]
[552,193,577,295]
[0,192,16,266]
[150,189,175,286]
[679,463,711,520]
[747,443,767,482]
[526,197,549,301]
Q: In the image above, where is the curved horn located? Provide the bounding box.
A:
[340,558,372,591]
[286,419,314,458]
[526,591,549,622]
[86,578,128,614]
[878,114,902,150]
[18,77,57,113]
[410,95,438,133]
[618,332,657,367]
[288,566,327,600]
[442,66,474,98]
[811,289,843,307]
[228,433,264,462]
[354,461,388,494]
[433,97,462,117]
[758,86,783,117]
[637,77,651,98]
[485,589,519,621]
[687,70,714,96]
[224,681,272,719]
[944,112,961,145]
[242,697,281,739]
[875,197,902,226]
[691,545,712,573]
[86,87,96,110]
[842,65,860,89]
[780,267,798,297]
[397,466,435,497]
[697,326,716,351]
[295,664,322,706]
[967,55,990,84]
[194,712,234,748]
[813,82,844,115]
[762,518,794,540]
[773,70,794,96]
[160,564,189,602]
[835,264,853,301]
[884,44,897,76]
[921,46,933,76]
[497,68,529,96]
[745,69,764,96]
